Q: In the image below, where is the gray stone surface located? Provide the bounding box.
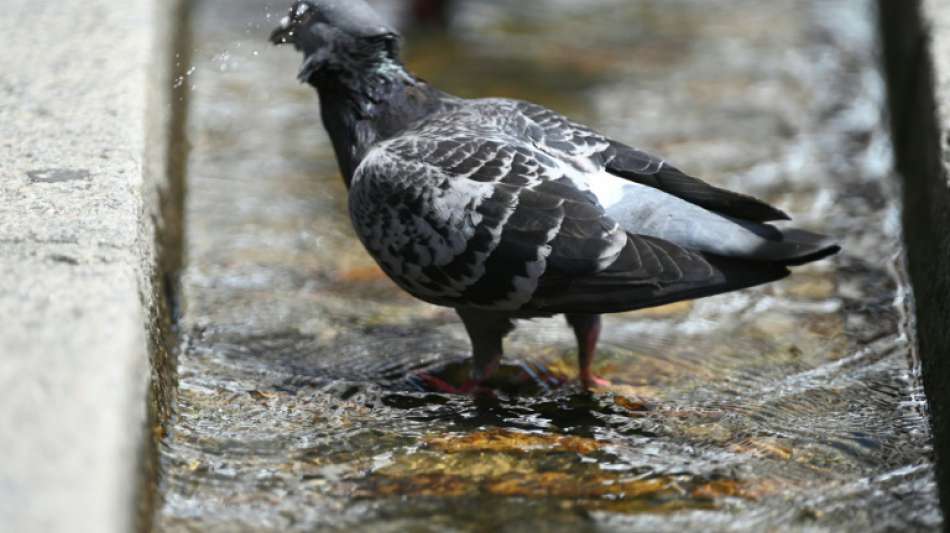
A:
[880,0,950,521]
[0,1,182,532]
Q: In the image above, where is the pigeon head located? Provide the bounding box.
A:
[270,0,400,82]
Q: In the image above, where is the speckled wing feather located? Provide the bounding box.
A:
[348,100,789,314]
[513,101,790,222]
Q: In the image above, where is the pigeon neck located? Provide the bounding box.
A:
[313,55,440,187]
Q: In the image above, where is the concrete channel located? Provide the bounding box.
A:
[0,1,187,532]
[2,0,950,531]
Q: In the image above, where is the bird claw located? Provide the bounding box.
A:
[415,372,491,396]
[581,373,612,390]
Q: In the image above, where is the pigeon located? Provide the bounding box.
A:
[270,0,840,390]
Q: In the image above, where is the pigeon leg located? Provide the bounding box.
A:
[457,308,515,386]
[565,313,610,389]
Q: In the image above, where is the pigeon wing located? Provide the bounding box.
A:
[512,101,791,223]
[350,130,788,314]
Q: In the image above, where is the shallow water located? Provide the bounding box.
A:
[155,0,941,531]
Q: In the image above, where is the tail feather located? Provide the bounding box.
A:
[751,227,841,266]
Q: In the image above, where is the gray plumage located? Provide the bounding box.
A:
[271,1,840,389]
[275,0,395,40]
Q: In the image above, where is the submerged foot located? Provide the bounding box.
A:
[415,372,494,396]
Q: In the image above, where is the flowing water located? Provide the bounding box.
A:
[154,0,942,531]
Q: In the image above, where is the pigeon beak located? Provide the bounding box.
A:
[269,8,327,82]
[269,26,292,45]
[269,15,296,45]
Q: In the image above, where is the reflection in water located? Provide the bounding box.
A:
[155,0,941,531]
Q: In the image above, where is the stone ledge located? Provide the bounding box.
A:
[0,1,184,532]
[880,0,950,522]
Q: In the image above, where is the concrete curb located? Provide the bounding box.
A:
[880,0,950,522]
[0,1,185,532]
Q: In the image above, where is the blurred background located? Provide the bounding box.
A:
[153,1,941,531]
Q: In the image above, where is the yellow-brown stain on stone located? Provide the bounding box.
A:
[425,428,601,455]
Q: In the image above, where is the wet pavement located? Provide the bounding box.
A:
[154,1,941,531]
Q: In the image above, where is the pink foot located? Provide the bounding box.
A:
[581,372,612,390]
[416,372,494,396]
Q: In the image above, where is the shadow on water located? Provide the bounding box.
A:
[155,0,942,531]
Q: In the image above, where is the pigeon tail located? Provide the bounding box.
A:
[761,227,841,267]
